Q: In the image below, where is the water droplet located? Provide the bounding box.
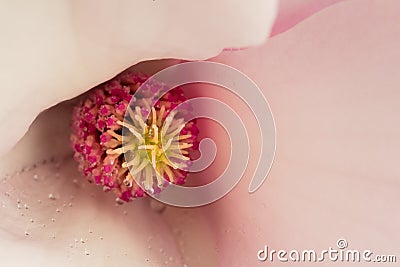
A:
[68,203,73,207]
[24,231,29,236]
[48,193,57,200]
[159,248,164,253]
[89,229,93,234]
[69,244,74,248]
[51,218,56,222]
[84,249,90,256]
[150,199,166,213]
[99,236,103,240]
[56,208,61,213]
[169,257,173,262]
[24,204,29,209]
[115,198,124,205]
[33,174,39,181]
[80,238,85,243]
[17,204,21,209]
[30,218,34,223]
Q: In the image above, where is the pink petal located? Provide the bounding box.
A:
[176,0,399,265]
[271,0,346,36]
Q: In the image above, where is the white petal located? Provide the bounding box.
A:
[0,0,278,155]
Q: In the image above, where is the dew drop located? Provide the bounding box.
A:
[24,204,29,209]
[30,218,34,223]
[80,238,85,243]
[84,249,90,256]
[48,193,57,200]
[150,199,166,213]
[51,218,56,222]
[33,174,39,181]
[56,208,61,213]
[24,231,29,236]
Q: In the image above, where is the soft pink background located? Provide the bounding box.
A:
[1,0,399,266]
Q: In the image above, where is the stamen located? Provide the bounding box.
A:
[169,143,193,150]
[162,164,175,183]
[70,71,199,202]
[157,105,166,126]
[161,111,176,136]
[130,160,148,175]
[152,124,159,143]
[138,145,157,150]
[107,130,123,141]
[177,134,192,140]
[163,138,173,151]
[151,107,157,126]
[167,152,190,161]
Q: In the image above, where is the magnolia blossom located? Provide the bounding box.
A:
[1,0,400,266]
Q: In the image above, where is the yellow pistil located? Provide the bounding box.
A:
[118,105,193,189]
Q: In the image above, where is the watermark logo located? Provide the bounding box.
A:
[123,61,276,207]
[257,238,397,263]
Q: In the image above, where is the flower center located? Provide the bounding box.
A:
[107,105,193,191]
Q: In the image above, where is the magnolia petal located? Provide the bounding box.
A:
[0,59,218,266]
[176,0,399,265]
[0,0,278,156]
[0,159,185,267]
[271,0,345,36]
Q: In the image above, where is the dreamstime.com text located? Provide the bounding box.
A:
[257,239,397,263]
